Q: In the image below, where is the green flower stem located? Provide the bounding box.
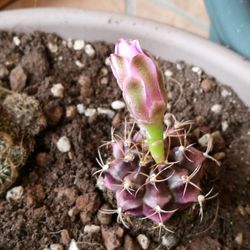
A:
[143,123,165,163]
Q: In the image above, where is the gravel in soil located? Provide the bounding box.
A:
[0,31,249,250]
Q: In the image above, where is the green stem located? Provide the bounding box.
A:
[143,123,165,163]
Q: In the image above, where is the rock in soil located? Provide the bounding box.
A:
[101,226,124,250]
[60,229,71,246]
[9,65,27,92]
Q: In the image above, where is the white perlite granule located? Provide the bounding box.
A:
[191,65,202,75]
[56,136,71,153]
[76,104,85,114]
[164,69,173,77]
[84,108,97,117]
[97,108,115,118]
[73,40,85,50]
[111,100,125,110]
[75,60,85,68]
[6,186,24,202]
[68,239,80,250]
[137,234,150,249]
[211,104,222,114]
[85,44,95,57]
[13,36,21,46]
[51,83,64,98]
[47,43,58,53]
[221,121,229,131]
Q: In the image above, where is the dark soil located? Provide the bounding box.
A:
[0,31,249,250]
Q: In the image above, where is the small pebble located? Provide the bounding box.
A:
[84,224,100,234]
[13,36,21,46]
[96,176,105,191]
[101,67,108,76]
[75,60,84,68]
[198,133,211,147]
[10,65,27,92]
[47,43,58,53]
[68,206,79,218]
[164,69,173,77]
[176,62,184,70]
[66,106,77,119]
[167,103,172,110]
[101,226,124,250]
[44,104,63,126]
[221,88,231,97]
[211,104,222,114]
[68,239,80,250]
[51,83,64,98]
[50,244,63,250]
[161,234,177,248]
[56,136,71,153]
[192,65,202,75]
[111,100,125,110]
[105,57,111,66]
[221,121,229,132]
[76,104,85,114]
[73,40,85,50]
[84,108,97,117]
[137,234,150,249]
[201,79,214,92]
[100,77,109,85]
[85,44,95,57]
[97,108,115,118]
[235,232,243,245]
[60,229,71,246]
[80,211,91,224]
[211,131,225,146]
[6,186,24,202]
[97,204,112,225]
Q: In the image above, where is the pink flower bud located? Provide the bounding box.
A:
[110,39,167,124]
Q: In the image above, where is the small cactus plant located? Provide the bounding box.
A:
[0,86,46,195]
[96,39,218,232]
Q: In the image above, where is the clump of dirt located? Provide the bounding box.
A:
[0,31,249,250]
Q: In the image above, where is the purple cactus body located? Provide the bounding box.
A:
[102,127,206,223]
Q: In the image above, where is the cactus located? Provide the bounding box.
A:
[0,86,45,194]
[96,39,218,232]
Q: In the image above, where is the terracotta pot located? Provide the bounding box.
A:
[0,8,250,105]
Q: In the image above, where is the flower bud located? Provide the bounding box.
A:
[110,39,167,125]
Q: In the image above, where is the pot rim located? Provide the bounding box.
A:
[0,8,250,105]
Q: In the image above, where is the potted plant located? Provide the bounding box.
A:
[0,9,249,250]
